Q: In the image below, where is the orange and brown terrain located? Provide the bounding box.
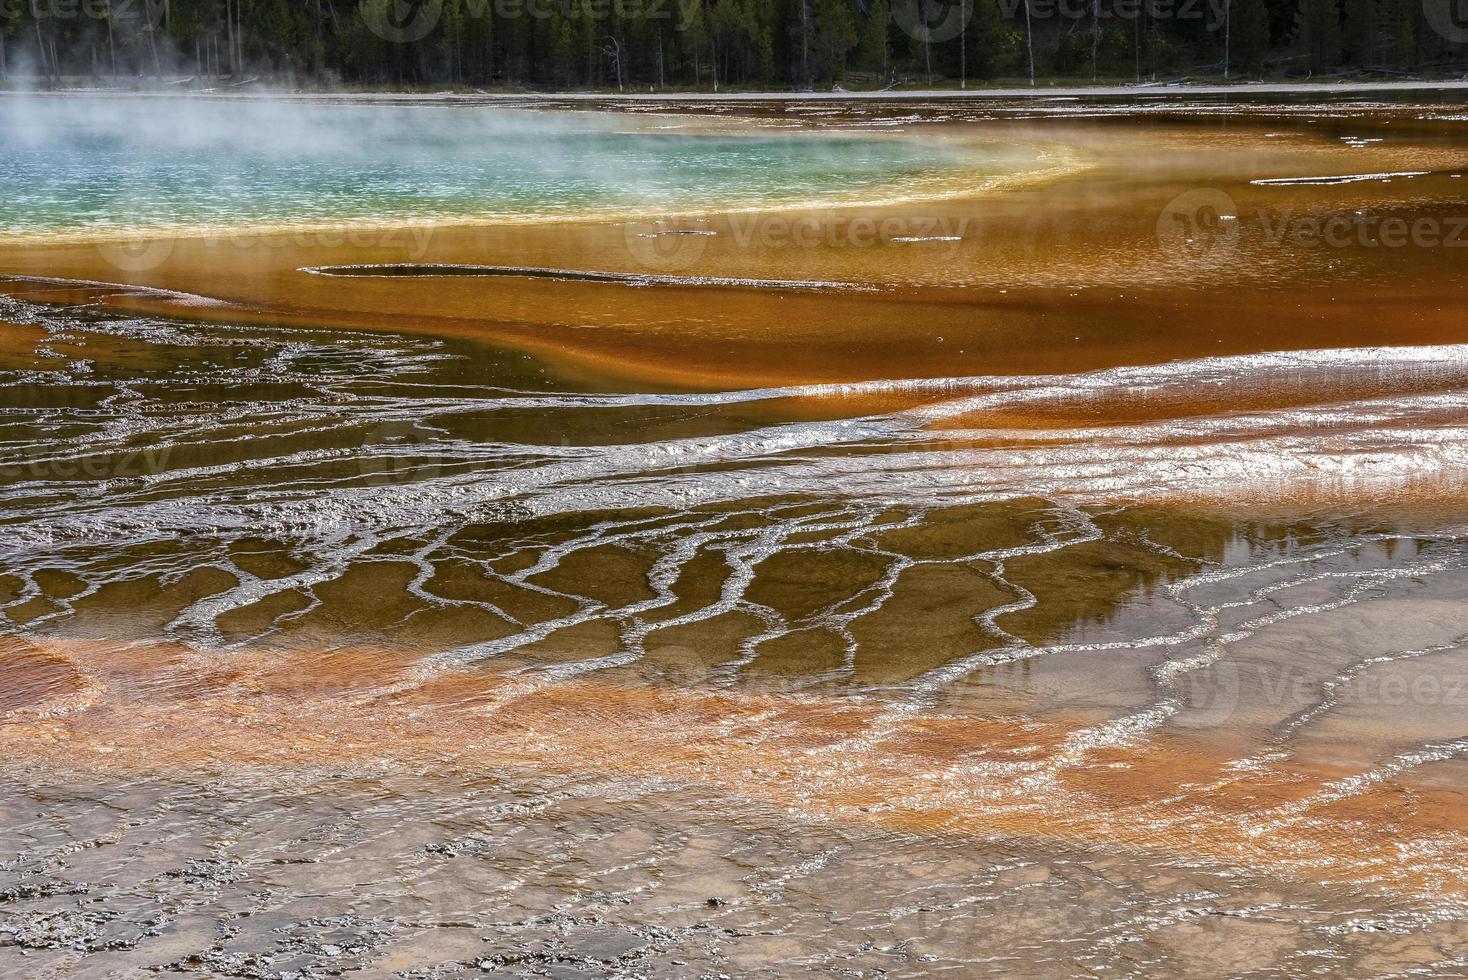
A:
[2,91,1468,976]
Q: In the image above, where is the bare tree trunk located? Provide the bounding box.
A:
[225,0,236,75]
[108,0,117,76]
[602,36,623,91]
[1091,0,1098,81]
[1133,5,1139,82]
[1024,0,1034,86]
[800,0,811,89]
[146,0,162,77]
[706,0,720,91]
[1223,0,1231,78]
[33,19,50,80]
[920,0,932,85]
[960,0,966,89]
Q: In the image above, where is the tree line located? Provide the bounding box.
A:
[2,0,1466,88]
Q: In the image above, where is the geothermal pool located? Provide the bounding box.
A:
[0,96,1013,232]
[2,91,1468,976]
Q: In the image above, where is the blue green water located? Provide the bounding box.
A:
[0,96,980,233]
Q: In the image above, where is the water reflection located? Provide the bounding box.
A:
[3,94,1468,976]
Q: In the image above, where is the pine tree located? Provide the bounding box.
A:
[966,0,1001,78]
[1381,0,1413,67]
[441,0,464,82]
[1295,0,1341,71]
[1342,0,1375,63]
[809,0,855,82]
[749,0,776,81]
[859,0,890,75]
[684,2,709,84]
[553,14,575,87]
[6,0,1466,90]
[1231,0,1271,72]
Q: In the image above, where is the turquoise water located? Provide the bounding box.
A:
[0,96,978,233]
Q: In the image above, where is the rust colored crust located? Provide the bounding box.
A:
[5,636,1466,903]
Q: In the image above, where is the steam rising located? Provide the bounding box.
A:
[0,94,979,235]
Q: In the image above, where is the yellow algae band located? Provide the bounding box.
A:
[0,142,1081,250]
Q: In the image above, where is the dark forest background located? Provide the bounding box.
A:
[3,0,1467,89]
